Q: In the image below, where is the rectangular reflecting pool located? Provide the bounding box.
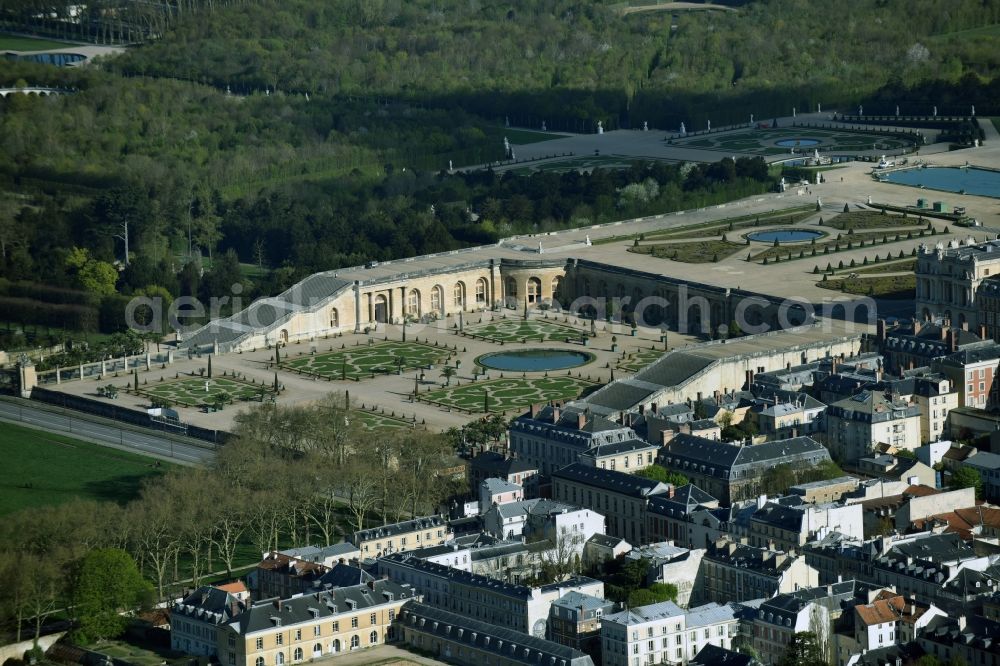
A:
[880,166,1000,198]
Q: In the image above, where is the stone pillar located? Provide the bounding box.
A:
[353,281,362,333]
[56,367,61,385]
[146,353,151,370]
[18,361,36,398]
[167,349,174,364]
[388,289,395,323]
[367,292,373,324]
[100,359,107,378]
[399,286,407,319]
[79,363,84,381]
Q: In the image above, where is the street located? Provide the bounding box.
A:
[0,398,214,465]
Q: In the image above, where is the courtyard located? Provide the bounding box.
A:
[672,126,916,157]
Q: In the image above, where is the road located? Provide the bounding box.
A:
[0,399,214,465]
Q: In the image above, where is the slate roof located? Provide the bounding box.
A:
[586,533,628,549]
[551,463,670,498]
[827,391,921,422]
[313,563,374,589]
[226,580,417,635]
[482,478,522,495]
[751,502,805,533]
[583,438,658,458]
[353,515,447,543]
[690,644,758,666]
[663,434,830,474]
[173,585,245,625]
[681,602,738,628]
[399,602,594,666]
[470,451,538,476]
[378,553,535,599]
[965,451,1000,470]
[603,600,685,626]
[550,590,612,613]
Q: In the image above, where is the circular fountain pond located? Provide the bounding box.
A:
[476,349,593,372]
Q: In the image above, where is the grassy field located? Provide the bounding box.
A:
[0,422,169,515]
[750,226,936,262]
[282,340,452,380]
[0,35,78,51]
[823,210,928,231]
[630,239,744,263]
[817,274,916,298]
[831,258,917,276]
[484,126,570,144]
[419,375,599,413]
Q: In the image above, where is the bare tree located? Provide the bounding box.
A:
[336,461,380,535]
[539,527,586,582]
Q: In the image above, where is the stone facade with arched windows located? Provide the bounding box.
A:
[182,248,827,354]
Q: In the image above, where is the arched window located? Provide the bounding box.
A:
[369,630,378,645]
[255,658,265,666]
[527,277,542,304]
[431,285,443,313]
[506,277,517,298]
[329,307,339,329]
[551,277,561,299]
[293,648,303,662]
[275,653,285,666]
[406,289,421,317]
[330,640,341,654]
[350,635,360,649]
[312,644,322,658]
[453,282,466,308]
[476,277,488,304]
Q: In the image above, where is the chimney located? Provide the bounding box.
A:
[680,423,692,435]
[745,369,753,388]
[552,406,561,423]
[941,325,948,341]
[577,412,587,430]
[877,318,887,343]
[831,357,838,375]
[948,328,958,352]
[530,403,541,419]
[961,320,969,332]
[661,429,676,446]
[979,323,988,340]
[696,392,702,403]
[714,389,721,403]
[913,318,922,336]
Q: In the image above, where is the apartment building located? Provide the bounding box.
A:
[509,403,643,476]
[824,390,922,463]
[397,602,596,666]
[377,552,604,637]
[551,463,670,545]
[214,580,418,666]
[932,343,1000,409]
[914,238,1000,328]
[352,515,451,558]
[698,538,819,605]
[601,600,740,666]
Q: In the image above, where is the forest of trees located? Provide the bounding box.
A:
[0,394,463,643]
[4,0,1000,348]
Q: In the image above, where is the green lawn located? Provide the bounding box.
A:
[817,274,916,298]
[823,210,927,231]
[0,35,79,51]
[630,239,744,263]
[483,126,570,144]
[0,422,169,515]
[419,375,599,413]
[352,409,415,430]
[673,127,914,155]
[282,340,452,380]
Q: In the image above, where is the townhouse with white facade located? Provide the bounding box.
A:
[697,538,819,605]
[824,390,922,464]
[601,600,740,666]
[377,552,604,637]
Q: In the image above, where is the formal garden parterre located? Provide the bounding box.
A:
[461,317,589,344]
[417,375,600,414]
[137,375,276,409]
[280,340,454,380]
